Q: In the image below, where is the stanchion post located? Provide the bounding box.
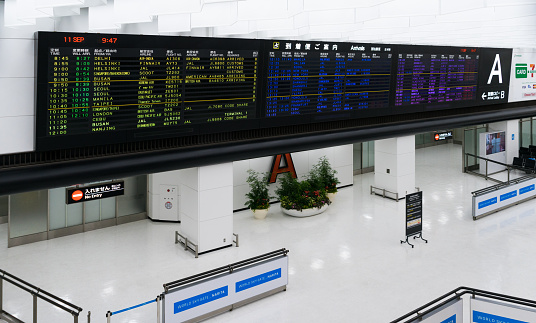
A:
[74,312,78,323]
[88,311,91,323]
[33,293,38,323]
[106,311,112,323]
[0,275,3,313]
[157,295,161,323]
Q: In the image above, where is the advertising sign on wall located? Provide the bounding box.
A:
[409,298,463,323]
[405,191,423,236]
[471,297,536,323]
[163,256,288,322]
[508,48,536,102]
[66,181,124,204]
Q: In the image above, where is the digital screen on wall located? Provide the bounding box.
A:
[35,32,513,151]
[485,132,506,155]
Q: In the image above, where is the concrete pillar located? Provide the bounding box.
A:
[374,135,416,198]
[179,163,234,253]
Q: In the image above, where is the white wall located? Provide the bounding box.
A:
[0,5,54,154]
[233,145,353,210]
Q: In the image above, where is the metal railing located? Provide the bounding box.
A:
[391,286,536,323]
[164,248,289,292]
[463,152,527,184]
[370,185,400,201]
[175,231,240,258]
[106,295,161,323]
[472,174,536,197]
[0,269,83,323]
[370,186,420,202]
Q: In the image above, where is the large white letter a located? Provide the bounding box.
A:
[487,54,503,84]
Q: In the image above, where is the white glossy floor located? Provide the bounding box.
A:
[2,143,536,323]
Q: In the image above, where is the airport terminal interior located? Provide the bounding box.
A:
[3,141,536,322]
[1,1,536,322]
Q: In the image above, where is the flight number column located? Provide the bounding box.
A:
[163,50,183,126]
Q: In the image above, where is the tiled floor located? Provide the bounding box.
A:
[2,144,536,323]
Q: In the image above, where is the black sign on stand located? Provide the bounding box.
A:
[66,181,124,204]
[401,191,428,248]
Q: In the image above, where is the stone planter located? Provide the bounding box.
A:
[252,208,268,219]
[281,204,329,217]
[327,192,337,202]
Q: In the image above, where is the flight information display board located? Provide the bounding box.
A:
[35,32,513,151]
[36,32,261,150]
[265,41,392,117]
[395,47,479,107]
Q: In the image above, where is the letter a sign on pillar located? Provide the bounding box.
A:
[269,154,297,183]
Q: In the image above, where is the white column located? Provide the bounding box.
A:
[374,135,416,197]
[179,163,234,253]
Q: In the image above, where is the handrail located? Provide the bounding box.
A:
[471,174,536,196]
[0,268,82,318]
[163,248,289,292]
[390,286,536,323]
[464,152,512,168]
[463,152,531,184]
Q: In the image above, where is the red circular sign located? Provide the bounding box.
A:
[72,190,83,201]
[435,134,439,141]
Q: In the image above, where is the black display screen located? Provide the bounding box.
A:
[265,41,392,117]
[36,32,261,149]
[35,32,512,151]
[395,46,479,107]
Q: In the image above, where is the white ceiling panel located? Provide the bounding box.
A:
[113,0,152,24]
[88,2,119,30]
[237,0,289,21]
[440,0,485,15]
[2,0,536,49]
[191,2,237,28]
[378,0,439,17]
[255,17,294,32]
[355,7,380,22]
[213,20,250,35]
[493,4,536,20]
[363,16,410,29]
[304,0,394,11]
[308,9,355,25]
[158,13,191,33]
[409,15,437,26]
[148,0,202,15]
[436,7,495,23]
[308,23,362,33]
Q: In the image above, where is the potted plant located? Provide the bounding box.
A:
[310,156,340,201]
[244,169,272,219]
[275,173,331,217]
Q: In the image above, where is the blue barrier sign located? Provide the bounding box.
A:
[519,184,535,195]
[478,197,497,209]
[174,286,228,314]
[500,191,517,202]
[473,311,527,323]
[441,314,456,323]
[236,268,281,293]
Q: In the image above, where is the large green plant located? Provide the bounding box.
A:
[275,173,330,211]
[244,170,272,210]
[309,156,340,193]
